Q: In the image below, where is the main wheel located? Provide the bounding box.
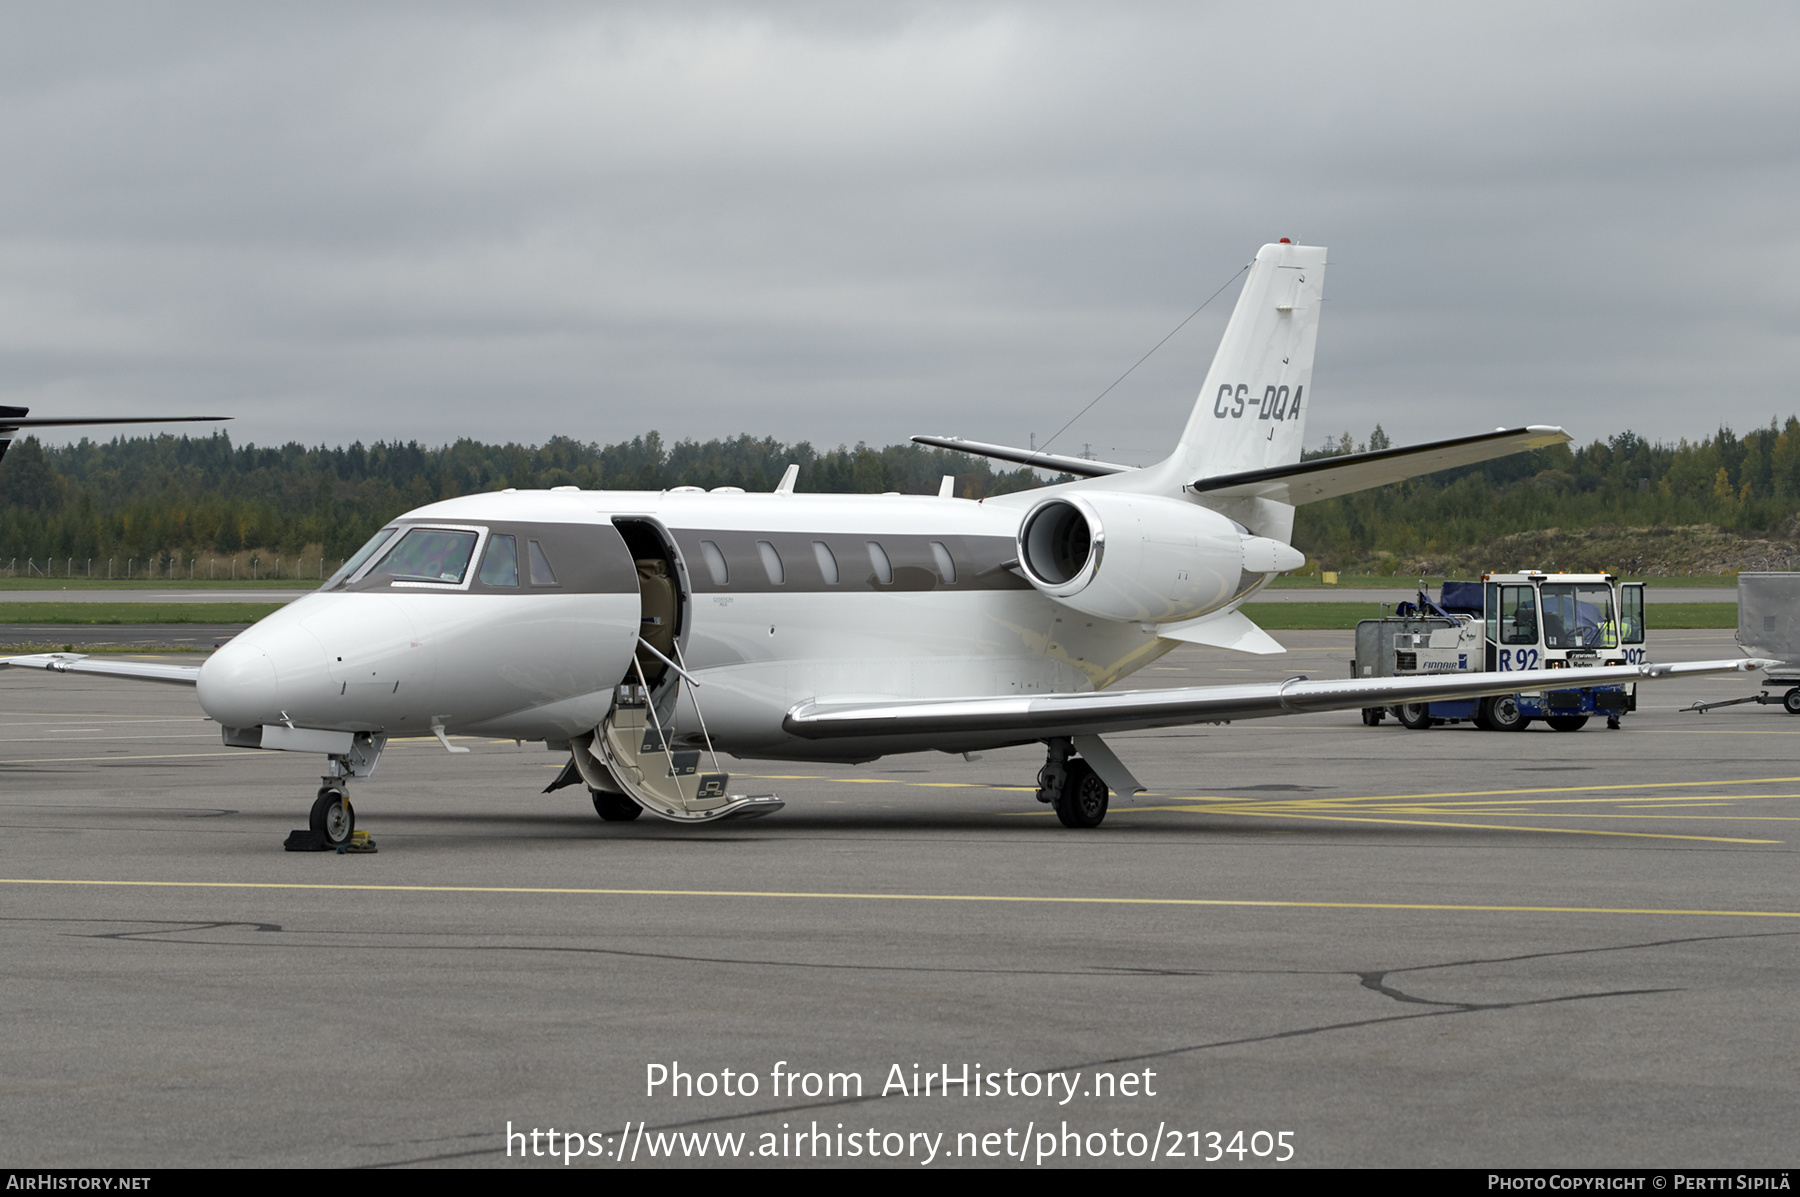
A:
[1784,688,1800,715]
[309,787,355,846]
[1546,714,1589,732]
[1483,695,1531,732]
[591,789,643,821]
[1054,759,1109,829]
[1360,707,1384,726]
[1398,703,1434,730]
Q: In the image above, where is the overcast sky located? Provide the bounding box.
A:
[2,3,1796,465]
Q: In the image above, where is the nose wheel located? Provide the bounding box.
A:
[310,786,355,846]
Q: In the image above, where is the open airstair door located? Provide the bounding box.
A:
[595,519,782,822]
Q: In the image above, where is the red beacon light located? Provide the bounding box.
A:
[1279,238,1291,243]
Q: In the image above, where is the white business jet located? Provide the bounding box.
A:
[2,242,1764,842]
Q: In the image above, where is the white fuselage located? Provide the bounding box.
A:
[195,485,1264,762]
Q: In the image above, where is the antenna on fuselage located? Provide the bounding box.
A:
[774,463,799,494]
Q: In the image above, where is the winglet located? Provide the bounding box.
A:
[775,464,799,494]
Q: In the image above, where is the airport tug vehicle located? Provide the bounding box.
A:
[1356,572,1647,731]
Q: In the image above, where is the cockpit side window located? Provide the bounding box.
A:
[478,534,519,586]
[527,539,559,586]
[373,528,479,584]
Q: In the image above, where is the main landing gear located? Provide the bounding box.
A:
[1037,738,1110,829]
[591,789,644,821]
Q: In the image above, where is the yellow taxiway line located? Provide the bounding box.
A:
[3,876,1800,921]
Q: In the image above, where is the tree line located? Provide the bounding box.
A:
[0,432,1052,566]
[1296,419,1800,570]
[3,419,1800,572]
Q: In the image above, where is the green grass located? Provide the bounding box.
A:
[0,603,286,624]
[0,577,314,591]
[1267,574,1740,589]
[1241,601,1738,630]
[0,643,208,654]
[1636,603,1739,629]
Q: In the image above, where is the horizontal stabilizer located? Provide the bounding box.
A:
[0,415,229,430]
[1191,426,1570,505]
[911,435,1133,478]
[1155,609,1286,654]
[0,653,200,686]
[786,659,1768,745]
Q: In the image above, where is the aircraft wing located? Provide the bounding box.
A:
[1190,426,1571,505]
[785,658,1765,742]
[0,653,201,685]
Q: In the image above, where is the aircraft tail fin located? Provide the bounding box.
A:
[1162,241,1326,485]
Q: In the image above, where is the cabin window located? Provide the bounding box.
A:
[866,540,893,585]
[373,528,478,584]
[478,534,519,586]
[757,541,784,585]
[812,541,839,585]
[929,541,956,584]
[700,540,729,585]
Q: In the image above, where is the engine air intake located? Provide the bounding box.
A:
[1020,500,1095,588]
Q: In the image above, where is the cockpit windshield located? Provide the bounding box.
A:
[370,528,480,584]
[1539,583,1618,649]
[321,527,399,591]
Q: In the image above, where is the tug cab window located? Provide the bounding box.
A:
[373,528,478,584]
[478,534,519,586]
[1540,583,1617,649]
[1499,586,1537,645]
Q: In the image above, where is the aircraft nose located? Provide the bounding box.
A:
[196,639,282,729]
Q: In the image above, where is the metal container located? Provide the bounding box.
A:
[1353,615,1456,679]
[1736,572,1800,684]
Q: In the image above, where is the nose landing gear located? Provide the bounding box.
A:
[294,733,384,850]
[310,785,355,846]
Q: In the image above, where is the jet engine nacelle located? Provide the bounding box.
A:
[1016,493,1305,624]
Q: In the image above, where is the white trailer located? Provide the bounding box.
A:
[1685,572,1800,715]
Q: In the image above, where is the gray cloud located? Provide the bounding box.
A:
[1,2,1796,466]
